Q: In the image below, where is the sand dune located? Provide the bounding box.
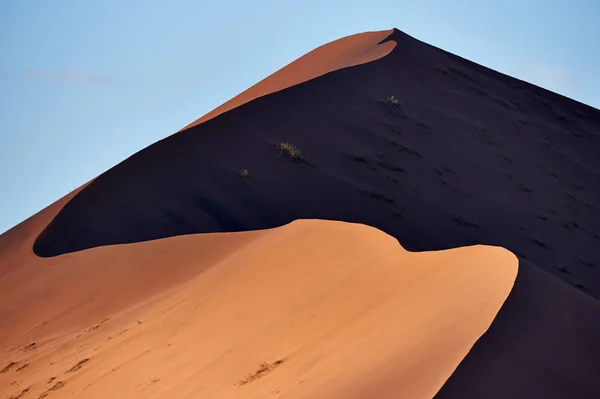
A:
[1,28,599,399]
[435,259,600,399]
[178,29,396,131]
[33,29,600,302]
[0,186,259,345]
[1,220,517,398]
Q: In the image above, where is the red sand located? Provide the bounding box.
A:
[33,30,600,302]
[0,204,518,398]
[2,28,600,398]
[178,29,396,130]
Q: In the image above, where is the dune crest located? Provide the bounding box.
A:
[1,220,517,398]
[32,29,600,304]
[178,29,396,130]
[2,27,598,399]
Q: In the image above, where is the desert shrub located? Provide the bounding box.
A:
[277,142,303,161]
[386,95,401,106]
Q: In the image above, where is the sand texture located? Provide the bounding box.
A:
[2,28,599,398]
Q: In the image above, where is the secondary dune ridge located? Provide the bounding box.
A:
[1,28,599,398]
[1,218,517,399]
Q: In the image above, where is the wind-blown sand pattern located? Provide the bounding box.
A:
[2,28,599,398]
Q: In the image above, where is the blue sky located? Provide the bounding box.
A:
[1,0,599,234]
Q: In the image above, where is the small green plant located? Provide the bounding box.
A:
[386,95,401,106]
[277,142,303,162]
[381,96,403,115]
[239,169,250,178]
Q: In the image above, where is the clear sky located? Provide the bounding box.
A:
[1,0,599,234]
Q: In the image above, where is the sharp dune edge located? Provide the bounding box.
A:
[1,218,516,398]
[178,29,397,130]
[1,28,600,398]
[32,28,600,301]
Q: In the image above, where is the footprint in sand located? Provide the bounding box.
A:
[65,358,89,373]
[8,387,29,399]
[1,361,18,373]
[38,381,65,398]
[22,343,36,352]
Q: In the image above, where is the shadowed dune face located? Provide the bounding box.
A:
[0,220,517,399]
[0,184,262,345]
[434,259,600,399]
[32,29,600,299]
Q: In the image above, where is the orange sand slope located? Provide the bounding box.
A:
[178,29,396,130]
[1,220,517,399]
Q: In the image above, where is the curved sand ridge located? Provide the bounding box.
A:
[2,27,599,399]
[178,29,397,131]
[1,219,517,398]
[32,28,600,305]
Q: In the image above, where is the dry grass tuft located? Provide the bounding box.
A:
[277,142,303,161]
[235,359,285,387]
[384,95,401,106]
